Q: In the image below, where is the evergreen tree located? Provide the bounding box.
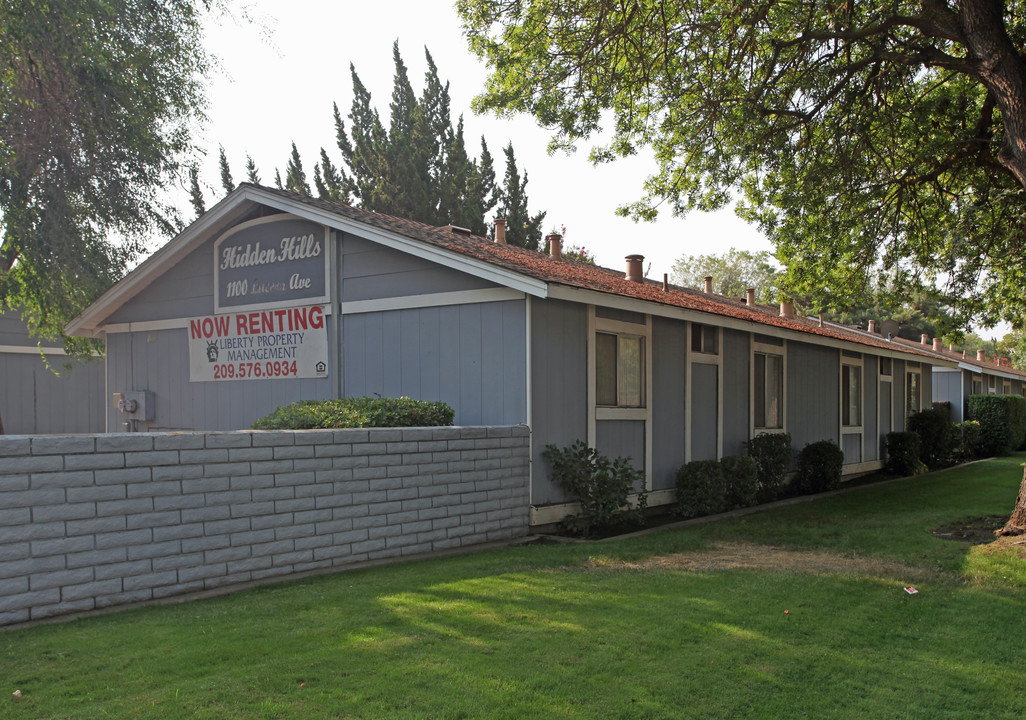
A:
[339,72,388,206]
[274,168,283,190]
[381,41,430,220]
[314,147,350,203]
[284,142,311,196]
[438,116,473,227]
[245,154,261,184]
[417,49,452,223]
[218,146,234,195]
[472,137,499,237]
[497,143,544,249]
[188,165,205,218]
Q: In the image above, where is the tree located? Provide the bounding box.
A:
[497,143,545,249]
[245,154,261,184]
[1,0,210,350]
[188,165,206,218]
[283,142,311,196]
[218,145,234,195]
[458,1,1026,328]
[671,249,781,302]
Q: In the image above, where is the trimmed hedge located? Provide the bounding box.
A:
[885,431,925,476]
[966,394,1026,456]
[954,420,983,461]
[746,432,793,502]
[721,455,759,509]
[907,408,955,468]
[675,460,726,518]
[793,440,844,494]
[252,396,455,430]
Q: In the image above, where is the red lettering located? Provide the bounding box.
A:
[214,315,230,336]
[236,314,249,335]
[202,317,214,338]
[190,319,203,339]
[275,309,288,331]
[310,305,324,329]
[261,311,274,334]
[293,307,308,331]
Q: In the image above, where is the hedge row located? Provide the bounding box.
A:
[251,396,455,430]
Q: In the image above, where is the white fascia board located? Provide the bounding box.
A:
[548,284,958,367]
[65,190,259,338]
[240,188,549,298]
[955,360,1026,381]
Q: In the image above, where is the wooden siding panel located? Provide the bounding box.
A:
[722,329,750,457]
[106,238,215,324]
[651,316,686,492]
[596,420,645,473]
[787,342,839,449]
[530,299,588,506]
[864,355,879,461]
[0,353,105,434]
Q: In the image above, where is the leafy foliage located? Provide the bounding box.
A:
[251,397,454,430]
[885,431,926,477]
[459,0,1026,327]
[908,408,956,469]
[0,0,210,351]
[674,460,726,519]
[671,249,780,302]
[967,394,1026,456]
[955,420,984,461]
[793,441,844,495]
[720,455,760,510]
[542,440,646,535]
[746,432,793,502]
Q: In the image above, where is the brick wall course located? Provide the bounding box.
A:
[0,425,529,626]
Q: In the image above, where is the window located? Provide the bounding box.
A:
[906,369,921,415]
[879,357,892,377]
[842,363,862,426]
[754,352,784,429]
[691,323,718,354]
[988,375,997,393]
[596,332,645,407]
[1003,380,1012,394]
[972,374,983,394]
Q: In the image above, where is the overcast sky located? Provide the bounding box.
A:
[186,0,770,284]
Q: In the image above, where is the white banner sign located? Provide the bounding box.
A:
[188,305,329,382]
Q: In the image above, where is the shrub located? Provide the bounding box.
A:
[720,455,759,510]
[746,432,793,502]
[967,394,1026,456]
[674,460,726,518]
[542,441,647,535]
[793,440,844,495]
[885,431,925,476]
[252,396,455,430]
[907,408,955,468]
[954,420,983,461]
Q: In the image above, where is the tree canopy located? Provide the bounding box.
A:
[0,0,211,349]
[458,0,1026,328]
[671,249,781,302]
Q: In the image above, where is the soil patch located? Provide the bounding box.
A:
[932,515,1005,544]
[587,542,941,581]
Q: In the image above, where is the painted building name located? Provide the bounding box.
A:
[219,234,321,270]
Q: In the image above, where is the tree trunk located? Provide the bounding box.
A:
[998,465,1026,536]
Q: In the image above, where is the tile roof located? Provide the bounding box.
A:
[251,185,945,361]
[888,335,1026,379]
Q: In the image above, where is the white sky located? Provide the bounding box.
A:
[187,0,770,283]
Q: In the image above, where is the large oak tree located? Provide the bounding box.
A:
[459,0,1026,327]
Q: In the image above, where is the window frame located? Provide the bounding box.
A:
[595,330,646,409]
[906,363,923,417]
[752,339,786,433]
[841,358,863,429]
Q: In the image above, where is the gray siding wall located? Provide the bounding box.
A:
[340,235,495,301]
[864,355,879,461]
[893,359,907,431]
[595,420,645,475]
[0,426,530,627]
[651,317,686,492]
[342,300,527,427]
[0,354,105,434]
[690,363,719,461]
[106,329,333,431]
[529,299,588,506]
[933,370,963,421]
[106,237,217,324]
[787,342,840,450]
[722,329,750,457]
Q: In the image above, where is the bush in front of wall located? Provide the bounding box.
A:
[251,396,455,430]
[542,440,647,536]
[967,394,1026,456]
[720,455,759,509]
[885,431,925,476]
[746,432,793,502]
[674,460,726,518]
[907,408,955,468]
[793,440,844,495]
[954,421,983,461]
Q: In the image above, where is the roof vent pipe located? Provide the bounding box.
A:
[780,300,794,319]
[921,333,929,345]
[977,350,986,361]
[662,273,668,291]
[746,288,755,305]
[704,276,713,293]
[494,218,506,244]
[933,338,943,351]
[868,320,876,334]
[625,254,645,283]
[950,344,956,352]
[546,233,562,259]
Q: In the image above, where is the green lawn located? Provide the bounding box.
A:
[4,456,1026,719]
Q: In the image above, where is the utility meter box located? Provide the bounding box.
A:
[120,390,155,421]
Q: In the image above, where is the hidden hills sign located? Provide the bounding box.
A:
[213,214,330,313]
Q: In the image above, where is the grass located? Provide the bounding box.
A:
[3,455,1026,719]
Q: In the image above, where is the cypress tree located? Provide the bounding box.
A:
[284,142,311,196]
[188,165,205,218]
[497,143,544,249]
[381,41,429,220]
[245,154,261,184]
[218,145,234,195]
[314,147,350,203]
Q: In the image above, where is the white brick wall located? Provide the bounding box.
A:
[0,426,530,626]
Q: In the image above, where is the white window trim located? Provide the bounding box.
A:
[685,322,723,462]
[587,307,653,490]
[750,338,787,437]
[841,354,865,466]
[905,363,923,421]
